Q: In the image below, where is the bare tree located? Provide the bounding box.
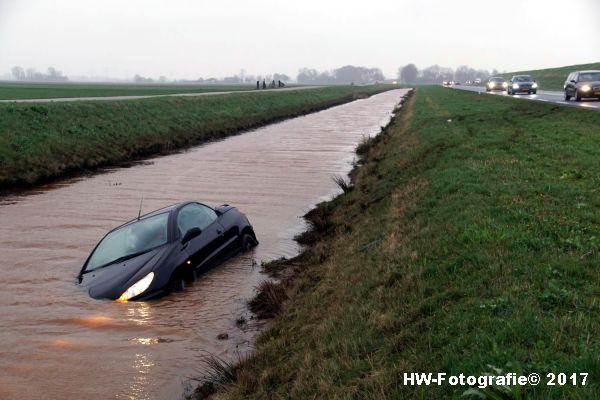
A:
[11,66,25,80]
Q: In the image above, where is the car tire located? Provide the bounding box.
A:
[531,91,536,95]
[241,233,258,252]
[171,276,186,291]
[575,91,582,102]
[564,91,571,101]
[168,269,188,292]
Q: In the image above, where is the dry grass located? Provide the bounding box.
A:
[248,280,288,319]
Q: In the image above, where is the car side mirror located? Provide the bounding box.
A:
[182,227,202,244]
[570,80,576,83]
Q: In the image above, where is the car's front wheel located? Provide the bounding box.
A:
[241,233,258,252]
[575,90,582,102]
[564,91,571,101]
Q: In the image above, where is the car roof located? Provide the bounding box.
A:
[115,201,199,231]
[577,70,600,73]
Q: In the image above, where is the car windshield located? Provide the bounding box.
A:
[514,76,532,82]
[491,78,504,82]
[84,212,169,272]
[579,72,600,81]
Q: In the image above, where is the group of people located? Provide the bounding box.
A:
[256,79,286,89]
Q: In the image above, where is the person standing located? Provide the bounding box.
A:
[256,80,260,90]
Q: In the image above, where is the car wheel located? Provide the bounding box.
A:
[564,91,571,101]
[531,91,536,95]
[575,91,582,102]
[169,270,187,292]
[241,233,258,252]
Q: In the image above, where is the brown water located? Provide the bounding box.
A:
[0,89,409,400]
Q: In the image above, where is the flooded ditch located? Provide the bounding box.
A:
[0,89,409,399]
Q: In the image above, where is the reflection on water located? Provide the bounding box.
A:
[0,89,409,399]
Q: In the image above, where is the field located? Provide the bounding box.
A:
[501,62,600,91]
[0,82,257,100]
[209,86,600,399]
[0,85,394,190]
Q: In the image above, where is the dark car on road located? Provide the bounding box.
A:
[78,201,258,301]
[564,70,600,101]
[507,75,538,95]
[486,77,508,92]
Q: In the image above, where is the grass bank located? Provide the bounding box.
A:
[501,62,600,91]
[0,85,394,190]
[0,82,255,100]
[204,86,599,399]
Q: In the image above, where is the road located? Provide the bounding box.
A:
[0,85,323,103]
[450,85,600,111]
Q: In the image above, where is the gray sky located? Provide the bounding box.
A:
[1,0,599,80]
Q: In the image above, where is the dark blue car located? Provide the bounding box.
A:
[78,201,258,301]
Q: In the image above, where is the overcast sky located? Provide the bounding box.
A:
[1,0,599,80]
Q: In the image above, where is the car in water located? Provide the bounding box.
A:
[507,75,538,95]
[486,77,508,92]
[78,201,258,301]
[564,70,600,101]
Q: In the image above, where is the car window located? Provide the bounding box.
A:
[85,212,169,272]
[177,203,217,235]
[579,72,600,81]
[515,76,531,82]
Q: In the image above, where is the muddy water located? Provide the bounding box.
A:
[0,89,409,400]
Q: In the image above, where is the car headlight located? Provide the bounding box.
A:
[502,82,508,88]
[118,272,154,302]
[581,84,591,92]
[512,83,519,89]
[532,82,538,88]
[488,82,494,88]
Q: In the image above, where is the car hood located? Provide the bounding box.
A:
[79,245,168,300]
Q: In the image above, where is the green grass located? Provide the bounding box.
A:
[213,86,600,399]
[0,82,257,100]
[0,85,395,189]
[501,62,600,91]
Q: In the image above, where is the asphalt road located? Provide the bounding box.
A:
[450,85,600,111]
[0,85,323,103]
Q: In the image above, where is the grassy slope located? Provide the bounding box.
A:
[216,86,600,399]
[501,62,600,91]
[0,85,394,189]
[0,82,255,100]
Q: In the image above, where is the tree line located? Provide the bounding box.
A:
[296,65,385,84]
[398,63,500,84]
[11,66,68,82]
[7,63,501,85]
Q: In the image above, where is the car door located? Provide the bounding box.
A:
[176,203,226,268]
